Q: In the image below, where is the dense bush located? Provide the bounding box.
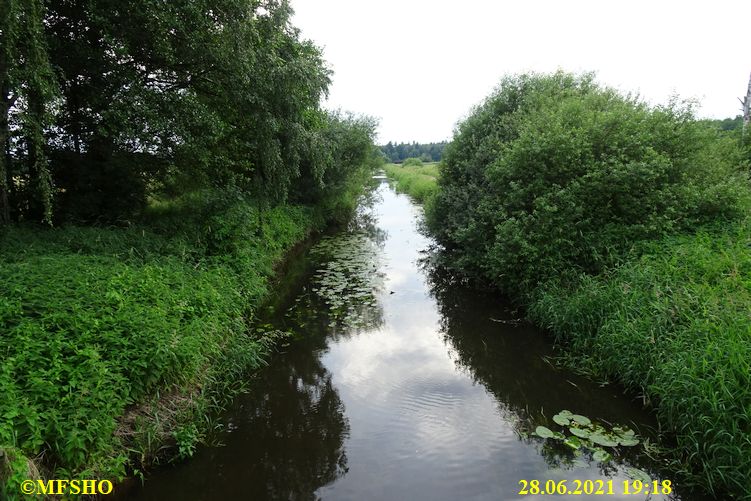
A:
[428,72,751,295]
[402,157,424,167]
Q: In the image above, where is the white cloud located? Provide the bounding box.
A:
[292,0,751,143]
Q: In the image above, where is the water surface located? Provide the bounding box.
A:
[117,179,688,500]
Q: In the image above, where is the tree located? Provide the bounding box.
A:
[742,71,751,139]
[0,0,57,225]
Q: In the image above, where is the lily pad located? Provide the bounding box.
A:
[553,412,572,426]
[618,436,640,447]
[569,427,591,439]
[564,436,582,450]
[535,426,556,439]
[589,433,619,447]
[592,449,612,462]
[625,467,651,484]
[613,426,636,437]
[571,414,591,426]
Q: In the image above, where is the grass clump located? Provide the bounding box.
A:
[384,162,440,204]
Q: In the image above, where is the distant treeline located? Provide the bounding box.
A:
[703,115,743,131]
[380,141,447,163]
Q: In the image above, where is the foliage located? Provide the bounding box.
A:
[702,115,744,132]
[0,1,381,225]
[1,0,58,224]
[384,162,440,204]
[292,112,380,206]
[529,220,751,498]
[0,176,373,495]
[428,71,751,295]
[380,141,447,163]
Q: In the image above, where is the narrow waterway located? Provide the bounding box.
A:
[117,178,689,500]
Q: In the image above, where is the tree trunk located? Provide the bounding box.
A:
[0,75,11,225]
[743,71,751,135]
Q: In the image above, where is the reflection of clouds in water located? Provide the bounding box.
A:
[324,322,446,396]
[114,178,683,501]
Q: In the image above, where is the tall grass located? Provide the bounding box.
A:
[529,220,751,498]
[384,162,440,204]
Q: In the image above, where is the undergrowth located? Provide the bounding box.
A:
[0,186,364,498]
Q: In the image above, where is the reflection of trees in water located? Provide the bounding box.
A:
[420,251,671,483]
[349,184,388,247]
[229,337,350,501]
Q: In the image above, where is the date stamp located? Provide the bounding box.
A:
[519,479,672,496]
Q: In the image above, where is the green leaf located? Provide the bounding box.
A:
[571,414,591,426]
[553,412,572,426]
[534,425,556,439]
[569,426,591,439]
[618,436,640,447]
[564,436,582,449]
[592,449,612,462]
[589,433,619,447]
[625,467,651,483]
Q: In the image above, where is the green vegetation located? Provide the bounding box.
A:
[0,0,381,497]
[428,72,749,295]
[380,141,447,163]
[384,161,440,204]
[530,222,751,496]
[425,71,751,499]
[307,233,383,329]
[0,176,380,497]
[533,410,641,466]
[1,1,371,225]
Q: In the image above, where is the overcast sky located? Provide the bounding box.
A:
[292,0,750,144]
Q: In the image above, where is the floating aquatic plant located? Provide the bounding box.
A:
[532,410,650,481]
[302,232,384,329]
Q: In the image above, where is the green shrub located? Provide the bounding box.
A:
[428,71,751,295]
[402,157,424,167]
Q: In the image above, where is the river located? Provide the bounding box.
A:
[116,177,690,500]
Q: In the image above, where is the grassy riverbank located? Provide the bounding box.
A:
[384,160,440,204]
[529,221,751,497]
[0,181,372,497]
[389,73,751,499]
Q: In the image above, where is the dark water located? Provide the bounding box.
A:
[116,179,694,500]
